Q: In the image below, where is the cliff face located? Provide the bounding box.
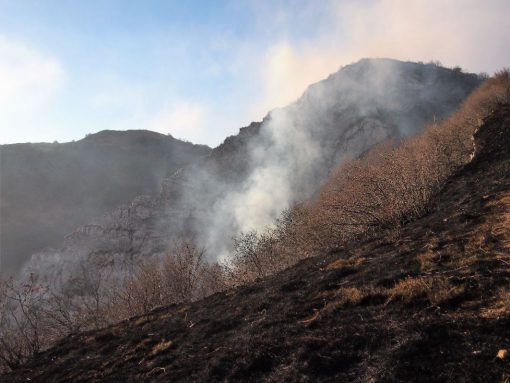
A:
[0,130,210,276]
[4,104,509,383]
[22,59,482,281]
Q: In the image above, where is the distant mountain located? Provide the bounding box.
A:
[22,59,484,281]
[0,130,210,275]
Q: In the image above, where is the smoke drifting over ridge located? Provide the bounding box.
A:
[19,59,483,285]
[173,59,482,260]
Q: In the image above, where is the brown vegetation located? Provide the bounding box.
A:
[230,69,510,281]
[386,276,464,306]
[114,241,224,318]
[306,69,510,252]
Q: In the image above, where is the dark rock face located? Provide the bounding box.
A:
[21,59,483,280]
[0,130,210,275]
[4,105,510,383]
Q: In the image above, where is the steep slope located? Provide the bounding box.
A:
[4,105,509,382]
[0,130,210,275]
[23,59,483,281]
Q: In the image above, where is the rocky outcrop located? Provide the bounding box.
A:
[0,130,211,275]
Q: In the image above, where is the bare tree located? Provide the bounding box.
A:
[0,275,48,370]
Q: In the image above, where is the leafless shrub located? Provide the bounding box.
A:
[111,241,225,318]
[0,274,49,371]
[111,258,164,319]
[227,206,313,285]
[160,242,214,302]
[0,242,225,372]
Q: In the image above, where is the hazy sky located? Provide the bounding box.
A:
[0,0,509,146]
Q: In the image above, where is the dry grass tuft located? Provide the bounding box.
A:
[134,317,150,327]
[300,310,321,327]
[134,338,153,352]
[150,339,174,357]
[334,287,367,306]
[387,276,464,306]
[323,286,381,315]
[328,257,366,271]
[481,289,510,318]
[417,250,439,272]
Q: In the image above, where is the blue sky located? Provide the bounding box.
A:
[0,0,509,146]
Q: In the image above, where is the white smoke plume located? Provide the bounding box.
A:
[177,58,482,261]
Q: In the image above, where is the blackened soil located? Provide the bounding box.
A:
[2,105,510,382]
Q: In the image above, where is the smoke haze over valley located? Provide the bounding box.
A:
[12,59,483,285]
[0,131,210,275]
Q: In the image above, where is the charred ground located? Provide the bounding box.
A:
[2,105,510,382]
